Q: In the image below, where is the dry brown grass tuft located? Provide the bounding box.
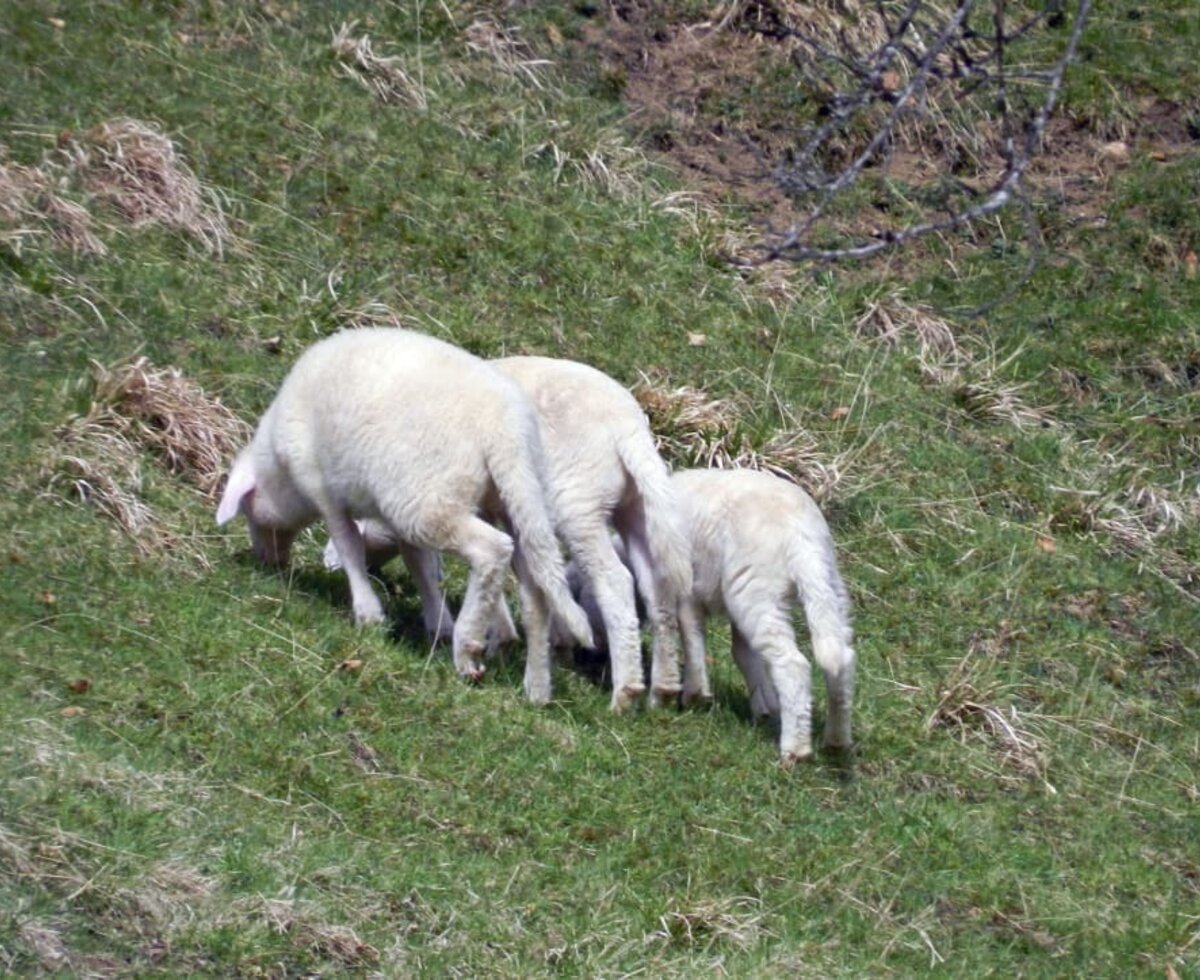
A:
[947,373,1056,430]
[17,920,73,973]
[90,356,251,498]
[245,898,381,968]
[857,295,1056,430]
[927,649,1055,793]
[528,125,649,201]
[65,119,230,255]
[632,372,849,502]
[856,292,963,363]
[713,0,891,55]
[652,895,770,951]
[463,18,552,89]
[1058,473,1199,592]
[0,151,107,256]
[47,415,164,552]
[44,357,249,558]
[332,21,428,110]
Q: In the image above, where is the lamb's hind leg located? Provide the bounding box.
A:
[731,604,813,766]
[443,516,514,681]
[566,523,643,712]
[621,528,685,709]
[677,598,711,707]
[731,625,778,719]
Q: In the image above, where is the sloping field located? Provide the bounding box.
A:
[1,2,1197,974]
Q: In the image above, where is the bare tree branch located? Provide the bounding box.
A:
[733,0,1092,272]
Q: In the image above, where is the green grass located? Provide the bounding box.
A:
[2,1,1198,975]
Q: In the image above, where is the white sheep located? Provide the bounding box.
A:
[671,468,855,765]
[324,355,694,712]
[215,328,592,701]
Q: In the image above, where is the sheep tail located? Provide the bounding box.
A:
[788,522,855,681]
[487,433,595,650]
[616,437,693,601]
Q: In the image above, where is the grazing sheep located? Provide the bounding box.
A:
[671,468,855,765]
[215,328,592,701]
[325,355,693,712]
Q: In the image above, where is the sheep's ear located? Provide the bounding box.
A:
[216,454,256,525]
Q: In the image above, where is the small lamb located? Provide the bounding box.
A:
[671,468,855,765]
[325,355,693,712]
[215,328,592,701]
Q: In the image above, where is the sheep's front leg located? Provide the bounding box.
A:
[326,512,386,626]
[397,542,454,642]
[677,598,712,707]
[448,518,514,681]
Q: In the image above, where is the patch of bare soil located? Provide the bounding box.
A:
[562,2,1199,248]
[576,3,805,228]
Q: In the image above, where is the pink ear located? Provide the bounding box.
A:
[216,453,256,525]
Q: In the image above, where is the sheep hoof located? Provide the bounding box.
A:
[680,687,713,709]
[610,684,645,713]
[354,609,387,627]
[780,748,814,769]
[524,680,552,705]
[454,641,486,682]
[649,687,681,710]
[821,738,856,757]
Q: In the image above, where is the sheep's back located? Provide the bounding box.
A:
[268,328,528,512]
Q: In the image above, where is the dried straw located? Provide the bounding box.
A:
[0,152,106,256]
[67,118,230,255]
[331,22,428,110]
[90,356,250,498]
[633,372,846,502]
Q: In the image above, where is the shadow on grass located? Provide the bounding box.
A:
[232,550,436,646]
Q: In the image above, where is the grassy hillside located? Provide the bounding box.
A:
[1,2,1197,975]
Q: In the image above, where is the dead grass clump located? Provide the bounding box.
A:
[651,896,770,952]
[45,357,248,558]
[949,375,1056,430]
[17,920,73,973]
[0,151,107,256]
[927,650,1055,793]
[332,22,428,110]
[1073,477,1198,591]
[67,119,230,255]
[248,898,380,968]
[91,356,251,498]
[463,18,552,89]
[47,415,164,552]
[632,372,847,502]
[921,343,1057,430]
[856,292,963,363]
[528,125,649,201]
[129,861,218,932]
[856,292,1056,433]
[728,0,891,56]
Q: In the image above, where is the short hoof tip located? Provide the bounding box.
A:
[610,685,646,713]
[780,750,814,769]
